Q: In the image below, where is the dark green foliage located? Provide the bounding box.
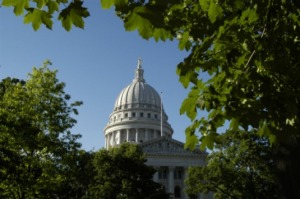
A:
[88,143,168,199]
[0,61,93,199]
[186,130,277,199]
[100,0,300,197]
[102,0,300,150]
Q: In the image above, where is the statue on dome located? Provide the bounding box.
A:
[137,58,142,68]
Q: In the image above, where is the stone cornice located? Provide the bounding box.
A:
[140,136,207,157]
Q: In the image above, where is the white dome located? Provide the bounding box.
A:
[104,59,173,149]
[114,72,161,111]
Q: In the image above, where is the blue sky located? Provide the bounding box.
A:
[0,1,209,151]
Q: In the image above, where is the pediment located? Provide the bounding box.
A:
[140,136,205,156]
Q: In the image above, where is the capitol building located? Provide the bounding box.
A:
[104,59,212,199]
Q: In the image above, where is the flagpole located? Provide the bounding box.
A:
[160,92,163,137]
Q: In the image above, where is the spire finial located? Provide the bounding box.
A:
[137,57,142,68]
[134,58,145,82]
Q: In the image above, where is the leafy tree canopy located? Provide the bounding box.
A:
[0,61,89,198]
[88,143,168,199]
[0,0,90,31]
[100,1,300,196]
[101,0,300,150]
[185,130,277,199]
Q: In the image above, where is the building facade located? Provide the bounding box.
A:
[104,59,212,199]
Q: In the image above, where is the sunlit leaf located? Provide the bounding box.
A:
[208,1,223,23]
[101,0,115,9]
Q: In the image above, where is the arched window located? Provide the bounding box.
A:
[174,185,181,198]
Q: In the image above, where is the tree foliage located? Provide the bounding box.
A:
[185,130,277,199]
[0,61,92,198]
[101,0,300,149]
[88,143,168,199]
[100,0,300,197]
[0,0,90,31]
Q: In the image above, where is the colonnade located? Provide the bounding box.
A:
[105,128,162,148]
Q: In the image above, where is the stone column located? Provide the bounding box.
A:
[108,133,111,147]
[168,166,175,195]
[126,129,129,142]
[116,130,120,144]
[145,129,149,141]
[135,128,139,143]
[153,166,159,182]
[183,167,189,199]
[112,131,115,146]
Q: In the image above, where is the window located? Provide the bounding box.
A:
[154,114,157,119]
[132,112,136,117]
[158,168,168,179]
[163,170,167,178]
[178,170,182,179]
[125,113,128,118]
[174,186,181,198]
[140,112,144,117]
[148,113,151,118]
[174,169,182,179]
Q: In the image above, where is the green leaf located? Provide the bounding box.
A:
[47,1,59,14]
[180,88,200,120]
[101,0,115,9]
[2,0,16,6]
[2,0,29,15]
[178,32,190,50]
[257,121,276,144]
[124,7,155,39]
[185,133,199,150]
[240,7,258,24]
[58,1,90,31]
[60,15,72,31]
[153,28,170,42]
[208,1,223,23]
[28,12,42,31]
[229,118,239,131]
[199,0,210,12]
[70,9,84,28]
[41,11,53,29]
[24,9,52,30]
[33,0,46,9]
[114,0,128,9]
[200,133,215,150]
[234,0,244,9]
